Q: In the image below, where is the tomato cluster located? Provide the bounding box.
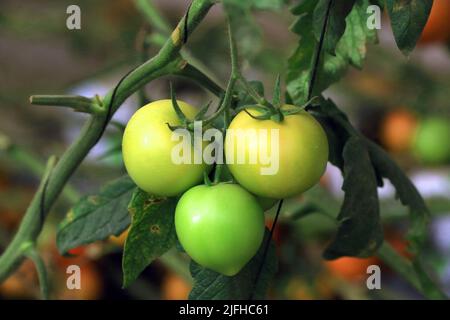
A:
[122,99,329,275]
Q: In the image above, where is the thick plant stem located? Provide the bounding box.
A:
[0,156,56,282]
[0,0,216,283]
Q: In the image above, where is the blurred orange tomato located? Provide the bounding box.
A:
[324,256,380,282]
[419,0,450,44]
[0,260,38,299]
[161,273,192,300]
[380,109,418,153]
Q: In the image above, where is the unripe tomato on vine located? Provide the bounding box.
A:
[122,99,210,197]
[224,105,329,199]
[175,183,265,276]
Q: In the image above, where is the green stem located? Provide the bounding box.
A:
[0,156,56,282]
[175,63,224,97]
[30,95,101,114]
[134,0,172,34]
[201,21,239,126]
[0,0,216,283]
[377,242,447,300]
[24,244,49,300]
[136,27,152,106]
[0,135,79,203]
[135,0,222,86]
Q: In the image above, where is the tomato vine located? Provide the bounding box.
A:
[0,0,447,300]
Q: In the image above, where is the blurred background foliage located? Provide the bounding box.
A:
[0,0,450,299]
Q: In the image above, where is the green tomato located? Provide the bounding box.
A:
[122,99,209,196]
[413,117,450,165]
[224,105,329,199]
[175,183,265,276]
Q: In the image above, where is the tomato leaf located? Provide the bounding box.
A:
[122,189,177,287]
[315,98,429,257]
[386,0,433,55]
[313,0,356,54]
[189,230,277,300]
[288,0,377,104]
[56,176,135,254]
[323,136,383,259]
[286,0,317,104]
[366,140,430,254]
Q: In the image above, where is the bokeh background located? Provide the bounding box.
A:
[1,0,450,300]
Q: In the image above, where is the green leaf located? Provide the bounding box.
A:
[313,0,356,54]
[189,230,277,300]
[286,0,317,104]
[288,0,377,104]
[315,98,428,257]
[122,189,178,287]
[324,136,383,259]
[57,176,135,254]
[366,140,430,253]
[386,0,433,55]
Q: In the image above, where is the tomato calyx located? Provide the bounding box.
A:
[240,96,319,123]
[166,83,215,135]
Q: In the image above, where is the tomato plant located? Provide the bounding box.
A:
[0,0,447,302]
[175,183,265,276]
